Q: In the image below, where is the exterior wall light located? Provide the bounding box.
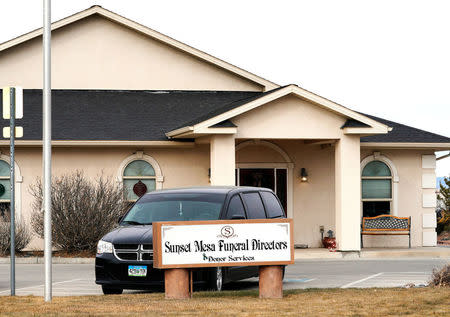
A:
[300,168,308,182]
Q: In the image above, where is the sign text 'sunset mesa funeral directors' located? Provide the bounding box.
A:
[153,220,294,268]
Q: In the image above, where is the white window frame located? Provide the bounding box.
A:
[360,154,399,216]
[117,151,164,201]
[0,155,23,221]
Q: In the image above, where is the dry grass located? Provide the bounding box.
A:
[0,288,449,316]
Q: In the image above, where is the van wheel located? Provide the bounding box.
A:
[102,285,123,295]
[208,267,223,291]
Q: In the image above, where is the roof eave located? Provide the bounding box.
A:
[0,140,195,147]
[168,85,391,136]
[360,142,450,150]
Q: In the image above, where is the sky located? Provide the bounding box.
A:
[0,0,449,176]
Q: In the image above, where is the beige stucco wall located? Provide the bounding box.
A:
[0,15,263,91]
[232,95,347,139]
[360,148,435,248]
[237,142,434,248]
[5,143,433,250]
[7,145,211,249]
[236,141,335,247]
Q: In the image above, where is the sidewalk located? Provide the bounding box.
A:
[295,246,450,260]
[0,257,94,264]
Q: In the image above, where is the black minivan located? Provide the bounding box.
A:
[95,186,286,294]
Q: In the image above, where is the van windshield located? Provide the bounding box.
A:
[121,193,225,225]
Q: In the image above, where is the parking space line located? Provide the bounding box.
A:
[0,278,83,294]
[383,272,430,274]
[284,278,316,283]
[341,273,383,288]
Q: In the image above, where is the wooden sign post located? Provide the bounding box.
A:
[153,219,294,299]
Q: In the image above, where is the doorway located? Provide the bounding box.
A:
[236,168,287,212]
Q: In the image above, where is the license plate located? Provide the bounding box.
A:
[128,265,147,277]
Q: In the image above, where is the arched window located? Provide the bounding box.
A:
[123,160,156,201]
[0,160,11,219]
[361,160,393,217]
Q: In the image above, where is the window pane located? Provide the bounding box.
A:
[261,191,284,218]
[363,201,390,217]
[362,161,391,177]
[226,195,246,219]
[0,202,10,220]
[0,179,11,200]
[123,193,224,224]
[242,192,266,219]
[362,179,391,199]
[0,161,9,177]
[124,179,156,201]
[124,160,155,176]
[239,168,274,190]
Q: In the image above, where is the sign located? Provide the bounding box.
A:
[153,219,294,269]
[2,87,23,119]
[3,127,23,138]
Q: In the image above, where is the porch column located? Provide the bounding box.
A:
[210,135,235,185]
[335,135,361,251]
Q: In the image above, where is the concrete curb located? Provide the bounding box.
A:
[1,247,449,263]
[0,257,95,264]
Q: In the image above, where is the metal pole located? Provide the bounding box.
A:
[43,0,52,302]
[9,87,15,296]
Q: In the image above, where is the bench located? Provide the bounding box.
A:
[361,215,411,248]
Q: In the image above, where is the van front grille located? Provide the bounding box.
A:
[114,244,138,250]
[113,244,153,261]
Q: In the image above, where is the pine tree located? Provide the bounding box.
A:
[437,176,450,233]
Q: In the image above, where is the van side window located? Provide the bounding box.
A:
[242,192,266,219]
[261,191,284,218]
[226,195,246,219]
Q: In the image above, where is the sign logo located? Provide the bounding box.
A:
[217,225,237,239]
[221,226,234,238]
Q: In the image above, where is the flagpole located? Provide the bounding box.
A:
[9,87,15,296]
[43,0,52,302]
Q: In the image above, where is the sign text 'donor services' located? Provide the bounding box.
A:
[153,219,294,269]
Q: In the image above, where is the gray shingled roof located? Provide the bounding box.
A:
[360,113,450,143]
[0,89,448,143]
[0,90,261,141]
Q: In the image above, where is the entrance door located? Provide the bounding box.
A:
[236,168,287,212]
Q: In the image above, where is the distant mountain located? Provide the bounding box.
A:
[437,177,447,188]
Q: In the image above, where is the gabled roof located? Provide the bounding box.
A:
[0,6,278,91]
[166,84,390,137]
[2,89,448,147]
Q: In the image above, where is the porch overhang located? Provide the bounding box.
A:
[166,84,391,139]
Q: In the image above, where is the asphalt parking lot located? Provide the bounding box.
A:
[0,258,448,296]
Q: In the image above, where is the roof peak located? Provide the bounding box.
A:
[0,5,278,91]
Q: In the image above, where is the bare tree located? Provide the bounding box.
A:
[30,171,127,253]
[0,211,31,255]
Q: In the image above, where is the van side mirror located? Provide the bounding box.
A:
[231,214,246,220]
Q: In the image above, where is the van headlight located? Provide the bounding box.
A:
[97,240,113,254]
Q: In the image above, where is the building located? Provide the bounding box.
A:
[1,6,449,250]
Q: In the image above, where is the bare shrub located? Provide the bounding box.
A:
[30,171,127,253]
[429,263,450,287]
[0,213,32,255]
